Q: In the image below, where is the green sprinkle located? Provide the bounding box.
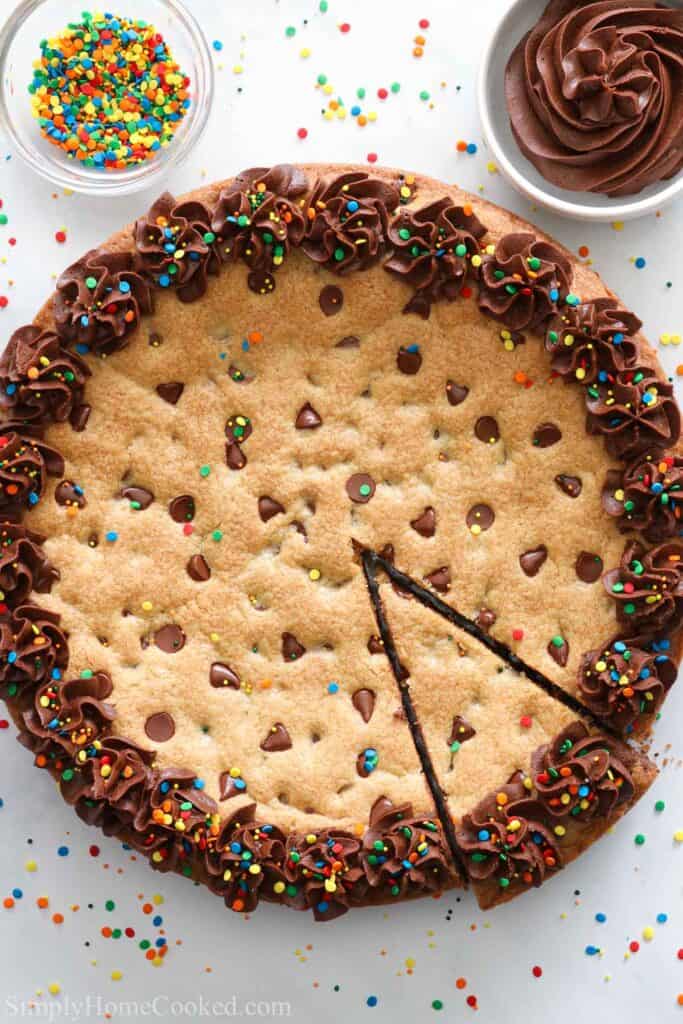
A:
[419,90,430,101]
[285,26,296,37]
[105,899,115,911]
[199,465,211,477]
[212,530,223,542]
[634,833,646,846]
[655,800,665,812]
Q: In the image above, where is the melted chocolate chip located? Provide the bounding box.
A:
[248,268,275,294]
[466,503,495,533]
[575,551,603,583]
[210,662,240,689]
[519,545,548,577]
[187,554,210,581]
[219,772,243,800]
[475,607,497,631]
[295,403,322,429]
[319,284,343,316]
[120,485,154,510]
[397,346,422,374]
[446,380,469,406]
[367,635,384,654]
[226,413,252,444]
[88,532,99,548]
[55,480,86,508]
[555,474,582,498]
[69,404,91,431]
[474,416,500,444]
[346,473,375,503]
[533,422,562,447]
[547,636,569,667]
[448,715,476,746]
[352,688,376,722]
[424,566,451,593]
[260,723,292,752]
[410,506,436,537]
[335,336,360,349]
[156,382,185,405]
[144,711,175,743]
[258,496,285,522]
[226,442,247,470]
[148,331,163,347]
[153,624,186,654]
[292,520,308,542]
[169,494,195,523]
[228,364,253,384]
[282,632,306,661]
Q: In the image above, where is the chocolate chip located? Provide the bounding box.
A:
[397,346,422,374]
[228,364,254,383]
[187,554,210,581]
[555,474,582,498]
[226,441,247,470]
[424,566,451,593]
[55,480,86,508]
[519,545,548,577]
[548,636,569,667]
[575,551,603,583]
[156,382,184,405]
[295,403,322,429]
[226,413,252,444]
[319,284,343,315]
[474,416,500,444]
[367,635,384,654]
[335,336,360,349]
[446,380,469,406]
[258,496,285,522]
[144,711,175,743]
[248,268,275,294]
[120,485,154,510]
[282,632,306,661]
[466,503,495,533]
[88,532,99,548]
[69,403,91,431]
[352,688,376,722]
[292,520,308,542]
[153,624,186,654]
[346,473,375,503]
[448,715,476,746]
[533,422,562,447]
[148,331,163,347]
[210,662,240,689]
[475,607,496,631]
[260,723,292,752]
[168,494,195,523]
[410,506,436,537]
[219,772,243,800]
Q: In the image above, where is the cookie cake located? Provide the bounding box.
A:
[0,163,680,919]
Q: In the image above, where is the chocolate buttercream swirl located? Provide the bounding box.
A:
[302,171,399,274]
[602,451,683,541]
[361,797,454,897]
[578,634,676,732]
[286,829,366,920]
[603,538,683,631]
[0,430,64,515]
[384,198,486,317]
[55,249,152,355]
[0,603,68,698]
[0,326,91,423]
[210,165,308,290]
[134,193,212,303]
[546,297,641,384]
[478,232,573,331]
[22,671,115,754]
[0,522,59,607]
[530,722,634,820]
[85,735,155,813]
[505,0,683,198]
[455,783,561,890]
[586,367,681,459]
[204,803,287,912]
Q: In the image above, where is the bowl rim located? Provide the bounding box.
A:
[0,0,215,196]
[476,0,683,223]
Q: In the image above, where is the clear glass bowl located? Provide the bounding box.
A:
[0,0,214,195]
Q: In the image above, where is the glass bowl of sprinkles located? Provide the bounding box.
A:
[0,1,214,195]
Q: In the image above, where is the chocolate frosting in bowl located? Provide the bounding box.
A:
[505,0,683,197]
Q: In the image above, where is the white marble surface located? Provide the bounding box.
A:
[0,1,681,1020]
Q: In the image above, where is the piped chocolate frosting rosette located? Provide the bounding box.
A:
[602,451,683,541]
[545,297,641,384]
[0,326,91,424]
[578,634,676,732]
[505,0,683,198]
[477,232,573,331]
[604,539,683,632]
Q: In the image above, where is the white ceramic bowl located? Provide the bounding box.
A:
[477,0,683,222]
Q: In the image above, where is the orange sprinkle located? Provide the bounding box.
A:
[52,913,64,925]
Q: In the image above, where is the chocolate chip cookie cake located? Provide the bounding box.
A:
[1,163,681,919]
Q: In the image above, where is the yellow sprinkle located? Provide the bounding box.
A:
[612,221,624,231]
[674,830,683,842]
[25,860,37,872]
[300,48,311,58]
[210,632,220,643]
[233,64,243,74]
[309,568,321,581]
[141,600,153,611]
[48,983,61,996]
[111,970,122,982]
[486,161,498,174]
[643,926,654,941]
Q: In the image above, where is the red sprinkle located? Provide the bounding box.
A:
[89,845,100,857]
[419,18,430,28]
[520,715,533,729]
[677,949,683,960]
[367,152,378,164]
[466,995,478,1009]
[0,720,9,730]
[377,88,388,100]
[339,22,351,33]
[512,629,524,641]
[630,941,640,953]
[297,128,308,140]
[532,965,542,978]
[0,297,9,309]
[55,231,67,244]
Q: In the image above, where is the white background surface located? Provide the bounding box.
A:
[0,0,681,1020]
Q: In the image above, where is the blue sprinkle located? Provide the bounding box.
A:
[118,280,131,294]
[466,143,477,154]
[635,257,646,269]
[213,40,223,51]
[193,778,205,789]
[12,888,22,899]
[57,846,69,857]
[595,912,607,923]
[585,945,600,956]
[153,915,163,926]
[367,996,378,1008]
[327,682,339,694]
[75,343,90,355]
[105,531,118,543]
[657,912,668,924]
